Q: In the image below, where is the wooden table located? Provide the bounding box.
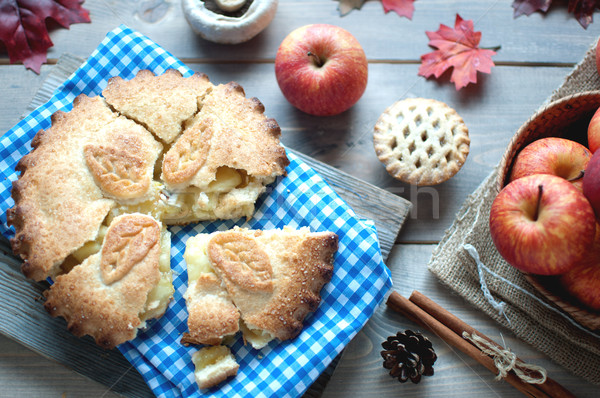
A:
[0,1,599,397]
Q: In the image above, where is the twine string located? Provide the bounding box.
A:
[462,332,548,384]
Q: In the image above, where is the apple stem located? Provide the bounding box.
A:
[534,184,543,221]
[568,170,585,181]
[307,51,323,67]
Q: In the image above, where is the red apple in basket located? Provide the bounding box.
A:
[274,24,368,116]
[489,174,596,275]
[583,149,600,220]
[509,137,591,192]
[588,105,600,154]
[559,224,600,311]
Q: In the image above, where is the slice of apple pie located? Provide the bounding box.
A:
[182,226,338,350]
[44,214,173,349]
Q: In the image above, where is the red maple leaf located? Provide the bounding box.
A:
[418,14,497,90]
[381,0,416,19]
[0,0,91,73]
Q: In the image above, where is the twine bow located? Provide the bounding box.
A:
[462,332,547,384]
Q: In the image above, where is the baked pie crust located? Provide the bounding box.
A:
[8,69,289,347]
[44,213,173,349]
[182,227,338,349]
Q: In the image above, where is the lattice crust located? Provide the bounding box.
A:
[373,98,470,186]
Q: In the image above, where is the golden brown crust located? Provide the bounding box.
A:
[100,215,161,285]
[84,145,150,200]
[103,69,213,144]
[161,82,289,190]
[181,273,240,346]
[197,82,289,178]
[161,115,215,186]
[8,95,119,281]
[10,69,289,349]
[8,94,162,281]
[43,214,164,349]
[206,228,337,343]
[208,232,273,292]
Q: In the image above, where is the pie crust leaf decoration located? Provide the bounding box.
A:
[185,228,338,349]
[162,118,214,185]
[208,232,273,292]
[43,214,168,349]
[101,214,161,284]
[84,145,150,199]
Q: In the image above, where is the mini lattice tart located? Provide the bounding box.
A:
[181,226,338,349]
[373,97,470,186]
[7,69,289,347]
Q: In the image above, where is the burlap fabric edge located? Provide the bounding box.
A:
[428,38,600,385]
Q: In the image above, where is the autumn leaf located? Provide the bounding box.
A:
[512,0,552,17]
[0,0,91,73]
[418,14,497,90]
[336,0,366,16]
[512,0,600,29]
[568,0,600,28]
[335,0,416,18]
[382,0,416,19]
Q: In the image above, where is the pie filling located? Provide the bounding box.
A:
[139,228,174,323]
[107,166,273,224]
[192,345,239,389]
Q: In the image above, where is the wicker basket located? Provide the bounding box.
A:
[496,90,600,331]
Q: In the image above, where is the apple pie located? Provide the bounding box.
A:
[181,226,338,349]
[373,97,470,186]
[7,69,289,347]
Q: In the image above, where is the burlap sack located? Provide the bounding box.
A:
[428,40,600,384]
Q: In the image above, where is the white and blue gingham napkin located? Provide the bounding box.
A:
[0,26,392,398]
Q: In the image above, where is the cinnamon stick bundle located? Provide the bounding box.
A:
[386,290,575,398]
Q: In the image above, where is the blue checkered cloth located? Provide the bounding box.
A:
[0,26,392,398]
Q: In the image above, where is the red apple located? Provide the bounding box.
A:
[587,105,600,154]
[489,174,596,275]
[559,224,600,311]
[509,137,591,191]
[583,149,600,220]
[274,24,368,116]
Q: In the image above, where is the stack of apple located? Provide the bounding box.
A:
[489,107,600,312]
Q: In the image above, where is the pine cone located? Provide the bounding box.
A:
[381,330,437,384]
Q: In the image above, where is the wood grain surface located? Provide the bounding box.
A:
[1,0,599,397]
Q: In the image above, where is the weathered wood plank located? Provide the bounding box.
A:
[4,0,597,64]
[0,237,153,398]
